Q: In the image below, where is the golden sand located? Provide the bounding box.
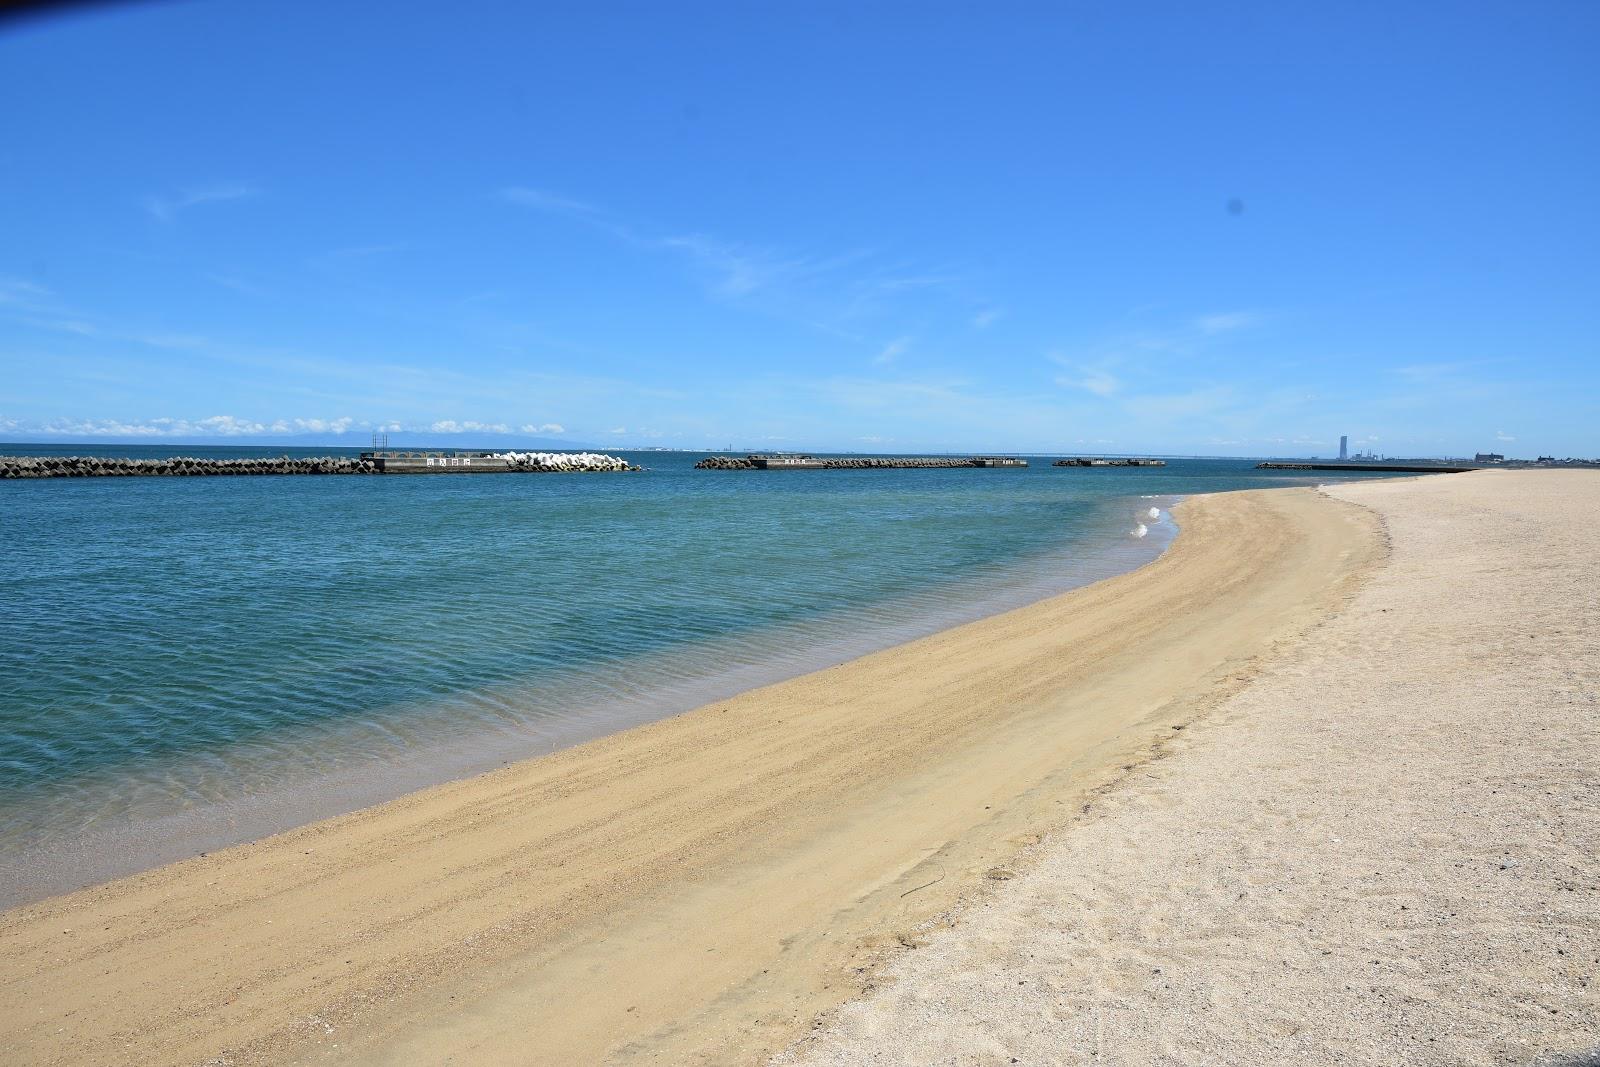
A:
[0,486,1378,1065]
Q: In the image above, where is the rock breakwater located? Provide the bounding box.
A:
[0,455,379,479]
[0,452,637,479]
[495,451,637,472]
[695,455,1024,470]
[695,456,764,469]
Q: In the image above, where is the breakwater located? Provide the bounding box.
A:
[1256,462,1475,474]
[695,454,1027,470]
[0,451,637,479]
[1053,457,1166,467]
[368,451,638,473]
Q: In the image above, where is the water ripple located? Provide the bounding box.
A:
[0,450,1409,892]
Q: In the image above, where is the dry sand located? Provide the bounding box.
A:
[778,469,1599,1067]
[0,485,1379,1066]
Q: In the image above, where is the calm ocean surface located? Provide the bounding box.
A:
[0,446,1411,901]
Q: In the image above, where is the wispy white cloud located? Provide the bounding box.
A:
[873,336,912,365]
[1122,386,1238,421]
[138,332,210,351]
[1375,360,1516,413]
[1,415,575,439]
[286,417,355,434]
[1388,360,1496,383]
[323,243,407,260]
[12,312,215,352]
[429,420,510,434]
[1057,368,1121,396]
[1049,351,1121,397]
[1495,430,1516,441]
[1194,311,1259,334]
[742,373,1096,453]
[18,316,99,336]
[499,185,976,333]
[502,186,786,298]
[972,308,1002,329]
[24,415,281,437]
[659,236,877,304]
[145,184,260,223]
[867,274,957,294]
[500,187,601,217]
[205,273,271,298]
[660,234,778,298]
[0,277,53,310]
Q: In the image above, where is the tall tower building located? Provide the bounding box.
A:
[1339,435,1349,461]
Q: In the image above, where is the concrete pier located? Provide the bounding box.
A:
[1053,457,1167,467]
[363,451,637,473]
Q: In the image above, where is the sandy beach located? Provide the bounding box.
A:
[0,483,1378,1065]
[779,469,1599,1066]
[7,472,1593,1066]
[7,1,1592,1061]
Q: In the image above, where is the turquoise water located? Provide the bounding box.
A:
[0,448,1410,901]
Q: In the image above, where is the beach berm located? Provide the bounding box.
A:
[0,484,1380,1065]
[779,470,1600,1066]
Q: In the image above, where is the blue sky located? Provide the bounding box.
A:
[2,0,1596,456]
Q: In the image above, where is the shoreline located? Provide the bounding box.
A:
[0,492,1177,908]
[779,469,1599,1065]
[0,485,1382,1066]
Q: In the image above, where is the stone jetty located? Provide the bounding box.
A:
[470,451,635,473]
[1052,457,1167,467]
[695,454,1028,470]
[0,452,637,479]
[1255,461,1475,474]
[364,451,639,473]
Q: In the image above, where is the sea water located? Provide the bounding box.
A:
[0,448,1409,902]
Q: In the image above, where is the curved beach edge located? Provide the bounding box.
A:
[778,469,1600,1067]
[0,484,1384,1067]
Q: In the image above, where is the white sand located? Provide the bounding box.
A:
[779,470,1600,1067]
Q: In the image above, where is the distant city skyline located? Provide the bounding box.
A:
[3,2,1596,456]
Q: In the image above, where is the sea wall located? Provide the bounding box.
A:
[695,456,1018,470]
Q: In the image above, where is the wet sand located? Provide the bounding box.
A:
[779,470,1599,1067]
[0,486,1379,1066]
